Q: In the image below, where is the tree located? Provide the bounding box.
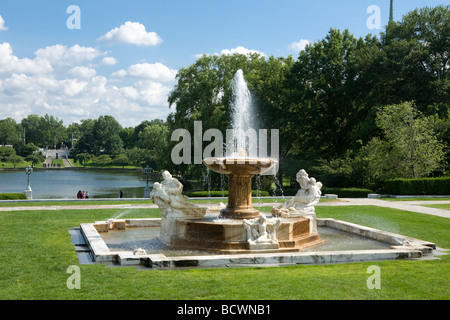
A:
[94,154,112,168]
[21,114,42,146]
[359,102,445,186]
[94,115,123,155]
[0,118,22,145]
[113,154,129,168]
[126,147,150,167]
[7,154,24,168]
[14,142,38,157]
[39,114,66,148]
[0,146,16,160]
[286,29,382,159]
[74,153,94,168]
[379,5,450,114]
[104,134,124,155]
[72,119,96,155]
[26,152,45,167]
[137,119,169,170]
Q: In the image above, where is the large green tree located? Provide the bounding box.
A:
[0,118,22,145]
[359,102,445,186]
[379,5,450,114]
[286,29,382,159]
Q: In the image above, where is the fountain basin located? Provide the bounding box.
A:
[167,214,323,254]
[73,217,437,269]
[203,157,278,219]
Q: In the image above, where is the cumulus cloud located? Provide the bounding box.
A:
[112,62,177,82]
[100,56,117,66]
[98,21,163,46]
[218,46,266,57]
[0,15,7,31]
[288,39,311,52]
[0,43,52,74]
[195,46,266,59]
[0,42,174,127]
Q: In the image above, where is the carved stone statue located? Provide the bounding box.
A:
[243,214,281,250]
[151,171,206,218]
[272,169,322,233]
[151,171,206,244]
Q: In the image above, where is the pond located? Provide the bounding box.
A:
[0,169,155,199]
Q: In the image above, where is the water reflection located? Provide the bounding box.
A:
[0,169,154,199]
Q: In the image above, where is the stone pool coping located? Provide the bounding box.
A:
[77,218,436,270]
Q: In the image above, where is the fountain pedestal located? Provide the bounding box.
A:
[203,157,277,219]
[221,174,259,219]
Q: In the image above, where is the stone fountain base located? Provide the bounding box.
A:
[159,213,324,254]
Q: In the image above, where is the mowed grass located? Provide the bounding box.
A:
[421,204,450,210]
[0,205,448,300]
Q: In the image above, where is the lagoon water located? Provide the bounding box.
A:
[0,169,153,199]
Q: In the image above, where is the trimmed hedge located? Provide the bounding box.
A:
[188,190,270,197]
[0,193,27,200]
[274,187,372,198]
[321,187,373,198]
[381,177,450,195]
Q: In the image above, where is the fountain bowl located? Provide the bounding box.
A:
[203,157,278,176]
[203,157,278,219]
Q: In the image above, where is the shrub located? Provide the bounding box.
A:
[321,187,373,198]
[0,193,28,200]
[380,177,450,195]
[272,187,372,198]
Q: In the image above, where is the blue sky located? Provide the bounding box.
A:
[0,0,448,127]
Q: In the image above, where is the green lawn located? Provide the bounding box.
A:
[421,204,450,210]
[0,205,448,300]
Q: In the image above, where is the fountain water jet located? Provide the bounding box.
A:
[150,69,324,253]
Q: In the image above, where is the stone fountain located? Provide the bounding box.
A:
[150,70,324,253]
[74,69,437,267]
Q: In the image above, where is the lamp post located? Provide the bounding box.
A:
[143,165,153,198]
[24,165,33,199]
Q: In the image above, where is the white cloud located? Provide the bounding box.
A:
[0,15,7,31]
[0,42,173,127]
[100,56,117,66]
[34,44,104,68]
[0,43,53,74]
[112,62,177,82]
[218,46,266,57]
[288,39,311,52]
[98,21,163,46]
[69,66,97,79]
[195,46,266,60]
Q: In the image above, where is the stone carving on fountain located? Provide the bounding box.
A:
[150,170,206,245]
[272,169,322,233]
[243,214,281,250]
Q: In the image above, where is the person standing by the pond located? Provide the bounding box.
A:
[77,190,82,199]
[85,191,89,199]
[118,190,123,198]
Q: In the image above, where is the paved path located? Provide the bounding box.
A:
[0,198,449,218]
[317,198,450,218]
